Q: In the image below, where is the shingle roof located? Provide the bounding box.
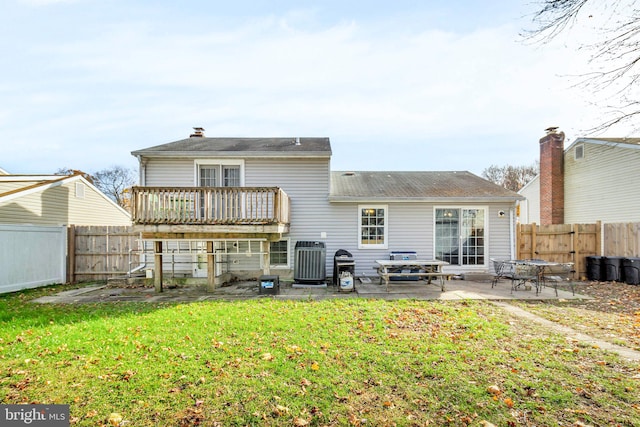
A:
[131,137,332,158]
[329,171,523,202]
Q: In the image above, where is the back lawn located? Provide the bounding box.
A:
[1,284,638,426]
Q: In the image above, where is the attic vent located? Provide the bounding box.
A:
[190,127,205,138]
[75,182,85,199]
[343,172,356,176]
[575,144,584,160]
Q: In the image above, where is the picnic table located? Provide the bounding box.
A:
[375,259,449,292]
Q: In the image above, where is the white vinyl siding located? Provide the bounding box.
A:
[565,142,640,223]
[517,176,540,224]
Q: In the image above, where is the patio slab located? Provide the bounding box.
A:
[32,278,589,304]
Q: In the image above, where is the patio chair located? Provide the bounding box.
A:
[510,262,538,293]
[540,263,575,296]
[490,258,512,288]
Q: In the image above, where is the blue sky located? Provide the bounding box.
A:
[0,0,626,176]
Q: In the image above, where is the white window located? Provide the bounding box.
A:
[358,205,388,249]
[195,160,244,187]
[270,239,289,268]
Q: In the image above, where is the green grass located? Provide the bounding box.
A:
[1,284,639,426]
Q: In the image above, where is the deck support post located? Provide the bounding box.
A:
[154,241,163,293]
[261,241,270,276]
[207,241,216,291]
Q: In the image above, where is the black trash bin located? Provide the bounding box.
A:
[603,256,625,282]
[333,249,355,291]
[586,256,604,281]
[622,257,640,285]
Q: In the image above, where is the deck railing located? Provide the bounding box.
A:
[131,186,290,225]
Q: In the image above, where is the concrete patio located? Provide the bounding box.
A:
[32,277,588,304]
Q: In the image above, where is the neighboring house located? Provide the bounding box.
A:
[0,171,132,293]
[0,171,132,226]
[0,167,8,175]
[131,129,523,288]
[518,129,640,224]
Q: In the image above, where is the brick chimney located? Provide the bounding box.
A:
[539,126,565,225]
[190,127,205,138]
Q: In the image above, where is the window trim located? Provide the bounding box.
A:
[433,206,487,267]
[194,159,245,186]
[358,204,388,249]
[269,238,290,269]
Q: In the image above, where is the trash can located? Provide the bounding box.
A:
[586,256,604,281]
[258,275,280,295]
[603,256,625,282]
[390,251,418,281]
[622,257,640,285]
[333,249,355,291]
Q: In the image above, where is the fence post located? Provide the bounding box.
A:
[572,223,580,279]
[531,222,537,259]
[67,225,76,284]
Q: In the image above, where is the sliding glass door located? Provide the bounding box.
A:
[435,208,485,266]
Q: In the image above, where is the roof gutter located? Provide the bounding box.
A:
[328,196,525,203]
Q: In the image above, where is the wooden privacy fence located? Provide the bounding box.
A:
[603,222,640,258]
[68,225,139,283]
[517,221,640,280]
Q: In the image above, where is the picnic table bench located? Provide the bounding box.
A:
[375,259,449,292]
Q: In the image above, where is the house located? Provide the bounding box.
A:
[518,128,640,224]
[0,171,132,226]
[130,129,523,290]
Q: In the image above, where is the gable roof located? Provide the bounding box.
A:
[132,137,332,158]
[329,171,523,202]
[0,173,130,217]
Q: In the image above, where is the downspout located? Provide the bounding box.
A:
[136,155,146,186]
[510,207,515,260]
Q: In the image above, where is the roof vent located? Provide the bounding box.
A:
[343,172,356,176]
[294,137,301,146]
[190,127,205,138]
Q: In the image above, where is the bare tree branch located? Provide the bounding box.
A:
[524,0,640,134]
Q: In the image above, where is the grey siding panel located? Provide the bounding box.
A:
[145,158,195,186]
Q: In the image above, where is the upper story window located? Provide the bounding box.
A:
[359,205,388,249]
[196,160,244,187]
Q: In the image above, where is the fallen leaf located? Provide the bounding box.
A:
[487,385,501,395]
[108,413,123,426]
[261,353,274,361]
[293,417,310,426]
